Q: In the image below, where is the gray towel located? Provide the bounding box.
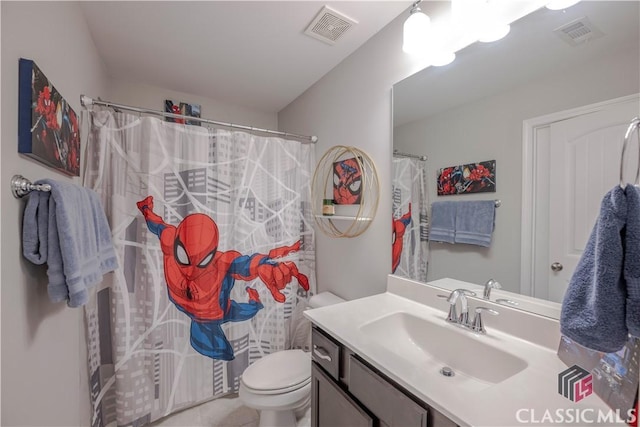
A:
[22,191,49,264]
[429,202,456,243]
[22,180,118,307]
[625,185,640,337]
[454,201,495,247]
[560,186,628,352]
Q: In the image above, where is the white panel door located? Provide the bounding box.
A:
[548,98,639,303]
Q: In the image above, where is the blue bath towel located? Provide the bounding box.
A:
[22,180,118,307]
[454,201,495,247]
[560,186,628,352]
[624,185,640,337]
[430,202,456,243]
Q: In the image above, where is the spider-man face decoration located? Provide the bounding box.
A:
[173,213,219,282]
[333,158,362,205]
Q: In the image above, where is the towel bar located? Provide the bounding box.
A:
[619,116,640,189]
[11,175,51,199]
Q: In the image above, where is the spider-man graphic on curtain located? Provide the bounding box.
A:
[392,204,412,273]
[137,195,309,361]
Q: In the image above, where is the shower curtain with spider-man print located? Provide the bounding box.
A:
[82,108,316,427]
[392,156,429,282]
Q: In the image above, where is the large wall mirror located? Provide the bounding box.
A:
[392,1,639,314]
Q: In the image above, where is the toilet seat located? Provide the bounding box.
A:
[240,349,311,395]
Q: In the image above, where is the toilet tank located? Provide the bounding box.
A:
[308,292,345,309]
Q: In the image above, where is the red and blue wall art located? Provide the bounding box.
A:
[165,100,201,125]
[333,157,363,205]
[437,160,496,196]
[18,58,80,176]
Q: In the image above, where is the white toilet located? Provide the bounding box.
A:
[239,292,344,427]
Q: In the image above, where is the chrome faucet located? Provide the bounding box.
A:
[445,289,476,326]
[471,307,500,334]
[438,289,499,334]
[483,279,501,300]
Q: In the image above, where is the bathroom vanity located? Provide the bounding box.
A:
[311,325,456,427]
[305,275,628,427]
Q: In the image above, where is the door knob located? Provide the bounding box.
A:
[551,262,563,272]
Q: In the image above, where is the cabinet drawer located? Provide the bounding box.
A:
[311,327,340,380]
[349,355,428,427]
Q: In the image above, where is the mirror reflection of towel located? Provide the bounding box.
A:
[454,201,495,247]
[429,201,455,243]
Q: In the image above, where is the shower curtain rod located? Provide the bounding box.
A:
[80,95,318,143]
[393,150,427,161]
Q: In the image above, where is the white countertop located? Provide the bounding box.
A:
[305,276,628,427]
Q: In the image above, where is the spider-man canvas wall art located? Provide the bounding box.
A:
[164,100,201,125]
[137,196,309,361]
[18,58,80,176]
[437,160,496,195]
[333,157,362,205]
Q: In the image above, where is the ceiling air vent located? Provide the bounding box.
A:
[553,17,604,46]
[304,6,357,45]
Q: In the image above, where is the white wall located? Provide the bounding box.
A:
[394,46,640,293]
[278,11,425,300]
[1,2,109,426]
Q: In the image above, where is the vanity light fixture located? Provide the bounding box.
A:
[403,0,431,55]
[452,0,510,44]
[478,24,510,42]
[429,51,456,67]
[545,0,581,11]
[477,2,511,43]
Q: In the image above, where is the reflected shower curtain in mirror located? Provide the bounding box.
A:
[83,109,316,427]
[392,156,428,282]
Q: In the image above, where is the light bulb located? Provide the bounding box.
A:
[403,7,431,55]
[478,23,510,43]
[476,1,511,43]
[546,0,581,11]
[430,51,456,67]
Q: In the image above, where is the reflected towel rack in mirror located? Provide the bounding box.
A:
[433,199,501,207]
[11,175,51,198]
[393,149,427,161]
[619,116,640,189]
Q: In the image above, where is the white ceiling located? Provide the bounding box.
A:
[80,1,411,113]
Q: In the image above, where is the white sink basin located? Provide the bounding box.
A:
[360,312,528,384]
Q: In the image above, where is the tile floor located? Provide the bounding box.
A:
[150,394,311,427]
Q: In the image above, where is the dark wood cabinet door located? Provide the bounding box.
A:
[311,363,373,427]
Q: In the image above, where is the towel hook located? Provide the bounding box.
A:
[11,175,51,198]
[619,116,640,189]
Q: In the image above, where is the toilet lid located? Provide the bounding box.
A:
[241,349,311,393]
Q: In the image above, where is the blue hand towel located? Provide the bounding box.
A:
[22,191,49,264]
[560,186,628,352]
[429,202,456,243]
[624,185,640,337]
[22,180,118,307]
[454,201,495,247]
